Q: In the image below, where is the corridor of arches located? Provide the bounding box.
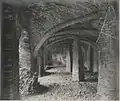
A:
[0,0,119,100]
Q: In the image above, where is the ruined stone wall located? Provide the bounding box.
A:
[19,29,32,95]
[96,4,119,100]
[18,9,34,96]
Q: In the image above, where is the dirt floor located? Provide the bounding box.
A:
[22,66,98,101]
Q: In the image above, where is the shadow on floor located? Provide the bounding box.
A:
[28,83,60,96]
[85,78,98,82]
[85,72,98,82]
[35,84,49,94]
[45,65,65,70]
[44,71,56,76]
[45,66,55,70]
[27,84,49,96]
[44,71,71,76]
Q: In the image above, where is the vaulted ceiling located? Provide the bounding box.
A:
[3,0,117,6]
[1,0,118,56]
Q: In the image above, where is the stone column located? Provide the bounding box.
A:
[96,6,118,100]
[86,45,94,72]
[72,40,84,81]
[38,47,45,77]
[43,48,53,70]
[86,45,90,71]
[96,38,118,100]
[43,48,47,68]
[81,46,85,64]
[66,44,72,73]
[47,50,53,66]
[19,29,32,72]
[93,49,98,73]
[89,46,94,72]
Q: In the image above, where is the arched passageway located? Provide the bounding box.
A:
[33,12,99,57]
[0,0,119,100]
[33,23,99,79]
[32,40,99,100]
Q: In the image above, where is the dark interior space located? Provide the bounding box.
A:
[0,0,119,100]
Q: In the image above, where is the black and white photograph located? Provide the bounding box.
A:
[0,0,119,100]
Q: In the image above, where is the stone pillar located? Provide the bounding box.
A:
[43,48,47,68]
[96,6,118,100]
[32,57,37,74]
[97,39,118,100]
[86,45,90,71]
[72,40,84,81]
[66,44,72,73]
[81,46,85,64]
[38,47,45,77]
[93,49,98,73]
[86,45,94,72]
[19,29,32,72]
[47,50,53,65]
[89,46,94,72]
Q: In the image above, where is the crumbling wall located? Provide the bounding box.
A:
[96,3,119,100]
[19,29,33,95]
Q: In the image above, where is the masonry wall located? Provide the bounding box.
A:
[96,5,119,100]
[0,0,2,99]
[19,29,32,95]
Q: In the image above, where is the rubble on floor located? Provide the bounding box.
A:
[22,66,98,101]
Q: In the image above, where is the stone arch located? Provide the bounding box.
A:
[45,34,99,50]
[45,34,100,73]
[51,29,98,38]
[33,11,99,57]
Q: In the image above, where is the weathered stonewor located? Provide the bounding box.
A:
[93,49,98,73]
[66,44,72,73]
[19,29,33,95]
[29,2,99,51]
[2,3,19,99]
[19,9,33,96]
[96,6,118,100]
[72,39,84,81]
[37,46,45,77]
